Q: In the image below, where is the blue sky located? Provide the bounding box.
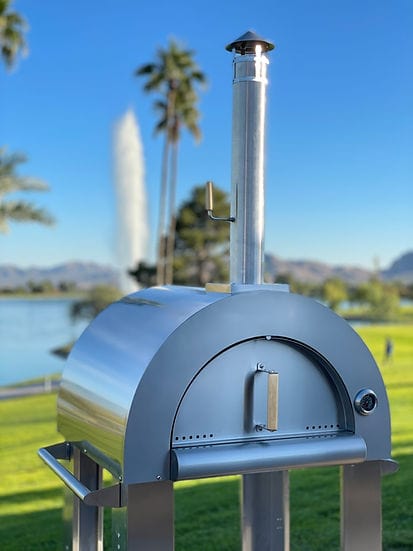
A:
[1,0,412,270]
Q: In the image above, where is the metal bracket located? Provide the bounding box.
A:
[38,442,126,507]
[205,181,235,222]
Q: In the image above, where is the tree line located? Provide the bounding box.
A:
[127,183,412,322]
[0,280,80,295]
[271,273,410,321]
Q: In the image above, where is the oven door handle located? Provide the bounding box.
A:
[255,366,279,432]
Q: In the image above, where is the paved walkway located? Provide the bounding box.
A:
[0,380,60,400]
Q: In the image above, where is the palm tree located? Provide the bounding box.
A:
[135,39,206,285]
[0,147,55,232]
[0,0,27,70]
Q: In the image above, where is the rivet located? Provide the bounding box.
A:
[156,475,162,481]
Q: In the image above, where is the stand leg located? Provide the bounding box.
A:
[127,481,174,550]
[242,471,289,550]
[63,483,74,551]
[341,462,382,551]
[72,448,103,551]
[112,506,127,551]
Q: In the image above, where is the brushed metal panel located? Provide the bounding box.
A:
[171,434,367,480]
[242,471,289,551]
[172,338,346,446]
[341,461,382,550]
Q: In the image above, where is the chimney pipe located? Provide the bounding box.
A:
[226,31,274,285]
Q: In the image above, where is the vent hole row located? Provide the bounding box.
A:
[306,424,340,430]
[175,434,214,441]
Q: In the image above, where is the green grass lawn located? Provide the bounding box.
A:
[1,324,412,549]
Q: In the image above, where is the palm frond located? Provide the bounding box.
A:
[0,2,27,69]
[0,146,54,231]
[0,176,49,195]
[154,118,168,136]
[135,39,206,144]
[0,200,55,233]
[135,62,156,76]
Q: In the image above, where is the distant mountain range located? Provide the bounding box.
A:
[264,251,413,284]
[0,251,412,289]
[0,261,119,290]
[381,251,413,284]
[264,254,372,284]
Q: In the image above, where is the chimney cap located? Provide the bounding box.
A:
[226,30,275,54]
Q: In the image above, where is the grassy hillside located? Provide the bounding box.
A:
[0,324,412,549]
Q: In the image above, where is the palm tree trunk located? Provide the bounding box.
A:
[165,140,179,285]
[156,136,170,285]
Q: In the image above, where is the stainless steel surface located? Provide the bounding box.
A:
[378,458,399,475]
[231,282,289,293]
[227,33,281,548]
[38,443,123,507]
[38,446,90,502]
[63,474,74,551]
[226,30,275,54]
[242,471,289,551]
[229,36,272,284]
[127,482,174,550]
[57,287,393,485]
[72,448,103,551]
[171,434,366,480]
[172,336,348,446]
[57,285,221,476]
[205,180,235,222]
[341,461,382,550]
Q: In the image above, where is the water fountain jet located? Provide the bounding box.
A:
[113,109,149,293]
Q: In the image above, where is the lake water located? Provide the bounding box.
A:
[1,295,402,387]
[0,298,88,386]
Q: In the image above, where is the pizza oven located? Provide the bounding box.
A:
[39,31,397,551]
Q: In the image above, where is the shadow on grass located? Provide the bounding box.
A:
[1,457,411,550]
[0,486,61,507]
[0,503,62,550]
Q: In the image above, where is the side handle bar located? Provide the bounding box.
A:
[38,442,125,507]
